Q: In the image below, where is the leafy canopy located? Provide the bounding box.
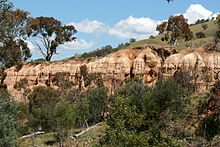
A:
[28,86,60,131]
[0,96,18,147]
[101,79,189,146]
[156,15,193,48]
[27,17,77,61]
[0,0,31,68]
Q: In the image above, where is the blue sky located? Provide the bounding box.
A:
[12,0,220,60]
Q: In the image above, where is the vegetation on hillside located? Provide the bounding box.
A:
[65,41,131,61]
[129,20,220,52]
[0,0,220,146]
[65,16,219,62]
[12,77,220,147]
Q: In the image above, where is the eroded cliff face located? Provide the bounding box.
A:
[163,48,220,91]
[3,47,220,101]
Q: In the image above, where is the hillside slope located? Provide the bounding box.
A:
[63,21,219,62]
[129,21,219,51]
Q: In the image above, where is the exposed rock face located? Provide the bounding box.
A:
[163,48,220,91]
[3,47,220,101]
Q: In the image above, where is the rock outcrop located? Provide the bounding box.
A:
[2,47,220,101]
[164,48,220,91]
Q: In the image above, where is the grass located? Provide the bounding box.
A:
[72,123,106,146]
[18,133,57,147]
[18,123,106,147]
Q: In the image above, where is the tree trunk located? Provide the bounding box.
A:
[173,39,178,48]
[18,131,45,140]
[70,122,102,140]
[46,55,51,61]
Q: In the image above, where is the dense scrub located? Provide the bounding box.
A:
[0,71,219,146]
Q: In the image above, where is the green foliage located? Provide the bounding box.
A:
[156,15,193,47]
[54,100,75,130]
[115,79,151,98]
[196,31,205,38]
[147,130,184,147]
[152,79,190,117]
[129,38,136,43]
[86,87,108,123]
[0,96,18,147]
[27,17,77,61]
[213,14,220,50]
[130,21,218,51]
[0,87,10,99]
[80,45,117,59]
[210,80,220,94]
[14,78,30,102]
[216,14,220,30]
[14,78,28,90]
[54,100,75,145]
[0,38,31,68]
[101,79,189,146]
[196,113,220,141]
[84,73,104,88]
[29,58,46,66]
[202,24,208,30]
[0,1,31,68]
[28,86,60,131]
[16,102,29,135]
[101,96,150,146]
[52,72,73,90]
[75,97,90,128]
[196,80,220,141]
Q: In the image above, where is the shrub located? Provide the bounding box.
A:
[196,32,205,38]
[100,79,188,146]
[0,97,18,147]
[28,86,60,131]
[196,113,220,141]
[86,87,108,123]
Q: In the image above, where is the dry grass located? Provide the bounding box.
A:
[128,21,219,52]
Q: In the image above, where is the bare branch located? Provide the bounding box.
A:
[18,131,45,140]
[33,42,46,58]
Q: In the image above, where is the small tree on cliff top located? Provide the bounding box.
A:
[156,15,193,48]
[27,17,77,61]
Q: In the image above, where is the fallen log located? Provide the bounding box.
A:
[70,122,102,140]
[18,131,45,140]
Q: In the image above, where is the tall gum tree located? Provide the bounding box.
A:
[156,15,193,49]
[0,0,32,68]
[27,17,77,61]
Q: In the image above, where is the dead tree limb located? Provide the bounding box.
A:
[70,122,102,140]
[18,131,45,140]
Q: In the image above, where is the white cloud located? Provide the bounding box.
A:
[184,4,213,24]
[61,39,94,50]
[69,16,160,40]
[108,16,160,40]
[67,4,218,41]
[69,19,109,34]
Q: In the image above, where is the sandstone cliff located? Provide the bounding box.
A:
[3,47,220,101]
